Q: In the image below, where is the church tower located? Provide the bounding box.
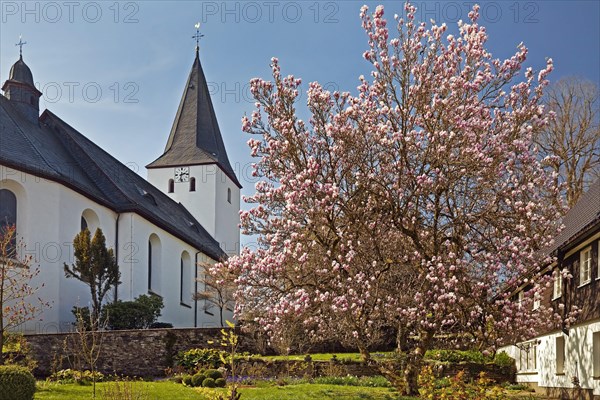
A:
[2,39,42,124]
[146,45,241,256]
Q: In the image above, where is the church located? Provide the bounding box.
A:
[0,43,240,332]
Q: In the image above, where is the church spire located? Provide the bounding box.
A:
[2,35,42,124]
[146,29,241,188]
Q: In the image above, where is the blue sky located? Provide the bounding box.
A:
[1,0,599,209]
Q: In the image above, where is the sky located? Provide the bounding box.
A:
[1,0,599,223]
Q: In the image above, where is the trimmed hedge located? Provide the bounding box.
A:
[0,365,36,400]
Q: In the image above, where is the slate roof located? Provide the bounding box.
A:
[551,179,600,253]
[146,50,241,188]
[0,94,225,261]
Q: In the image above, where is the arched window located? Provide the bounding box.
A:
[227,188,231,204]
[189,177,196,192]
[180,251,191,306]
[168,179,174,193]
[0,189,17,251]
[81,209,99,233]
[148,234,161,293]
[80,216,88,232]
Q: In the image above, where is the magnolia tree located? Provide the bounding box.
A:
[0,226,48,365]
[216,3,565,394]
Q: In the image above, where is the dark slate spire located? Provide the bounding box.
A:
[2,39,42,124]
[146,50,241,188]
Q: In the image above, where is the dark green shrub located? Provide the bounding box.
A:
[70,306,94,330]
[102,294,164,330]
[182,375,193,386]
[149,322,173,329]
[191,373,206,387]
[215,378,226,388]
[202,377,216,388]
[0,365,36,400]
[493,351,515,367]
[205,369,223,380]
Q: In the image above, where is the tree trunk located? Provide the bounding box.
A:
[0,329,4,366]
[358,346,371,362]
[402,331,433,396]
[396,324,409,352]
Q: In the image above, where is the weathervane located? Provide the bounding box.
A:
[192,22,204,53]
[16,35,27,59]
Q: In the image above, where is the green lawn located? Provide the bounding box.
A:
[34,380,409,400]
[35,380,201,400]
[199,384,408,400]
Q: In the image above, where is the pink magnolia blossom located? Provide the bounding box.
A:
[214,2,567,395]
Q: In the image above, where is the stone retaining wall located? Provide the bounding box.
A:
[25,327,251,377]
[24,328,515,385]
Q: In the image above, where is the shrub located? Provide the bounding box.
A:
[49,368,104,384]
[0,365,36,400]
[175,348,225,370]
[70,306,94,330]
[204,369,223,380]
[493,351,515,368]
[214,378,227,388]
[149,322,173,329]
[418,366,505,400]
[202,377,216,388]
[1,333,37,371]
[182,375,193,386]
[102,294,164,330]
[425,349,485,363]
[191,373,206,387]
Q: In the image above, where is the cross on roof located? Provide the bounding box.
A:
[192,22,204,53]
[16,35,27,58]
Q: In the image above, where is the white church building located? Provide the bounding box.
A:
[0,45,240,332]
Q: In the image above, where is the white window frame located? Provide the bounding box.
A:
[579,246,592,286]
[593,331,600,378]
[518,340,538,372]
[553,268,563,300]
[597,240,600,281]
[555,335,565,375]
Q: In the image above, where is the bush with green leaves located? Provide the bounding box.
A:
[49,368,105,384]
[493,351,515,368]
[70,306,93,330]
[175,348,226,370]
[202,377,216,388]
[182,375,193,386]
[149,322,173,329]
[214,377,227,388]
[191,373,206,387]
[425,349,485,363]
[102,294,164,330]
[0,365,36,400]
[204,369,223,380]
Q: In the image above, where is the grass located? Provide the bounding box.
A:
[34,380,409,400]
[198,384,409,400]
[33,379,548,400]
[34,380,201,400]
